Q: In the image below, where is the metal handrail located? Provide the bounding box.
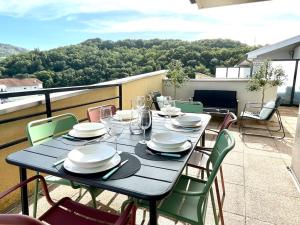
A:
[0,83,123,150]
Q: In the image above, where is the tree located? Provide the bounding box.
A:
[165,60,189,98]
[247,60,286,106]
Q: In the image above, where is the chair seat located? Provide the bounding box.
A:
[39,197,120,225]
[138,175,207,225]
[240,111,260,119]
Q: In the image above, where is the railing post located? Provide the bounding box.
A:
[45,92,52,118]
[118,84,123,110]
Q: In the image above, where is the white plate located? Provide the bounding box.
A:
[165,123,201,133]
[147,140,192,153]
[68,128,106,138]
[157,110,181,116]
[151,132,187,148]
[63,154,121,174]
[171,119,202,128]
[68,143,116,168]
[174,115,202,126]
[73,122,105,133]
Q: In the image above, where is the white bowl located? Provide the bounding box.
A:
[147,140,191,153]
[64,154,121,174]
[151,132,187,148]
[174,115,202,126]
[67,143,116,168]
[73,122,105,134]
[68,128,106,138]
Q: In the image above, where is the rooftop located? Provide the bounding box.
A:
[0,78,42,87]
[4,106,299,225]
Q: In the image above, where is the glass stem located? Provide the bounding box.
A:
[143,129,146,142]
[115,136,117,150]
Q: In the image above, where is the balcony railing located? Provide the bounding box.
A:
[0,83,122,150]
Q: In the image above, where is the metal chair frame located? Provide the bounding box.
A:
[239,100,285,139]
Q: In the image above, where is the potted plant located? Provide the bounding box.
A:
[165,60,189,99]
[247,60,286,107]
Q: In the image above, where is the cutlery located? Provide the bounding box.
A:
[83,135,106,145]
[102,159,128,180]
[146,149,181,158]
[53,157,66,167]
[62,134,84,141]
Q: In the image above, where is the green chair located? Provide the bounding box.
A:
[135,129,235,225]
[26,113,103,217]
[175,100,203,113]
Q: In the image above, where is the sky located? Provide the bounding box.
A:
[0,0,300,50]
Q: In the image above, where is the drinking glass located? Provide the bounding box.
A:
[138,107,152,144]
[129,109,143,135]
[163,96,174,120]
[136,96,145,110]
[100,106,123,149]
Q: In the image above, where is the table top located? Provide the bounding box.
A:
[6,112,211,201]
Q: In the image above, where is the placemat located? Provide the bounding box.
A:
[59,152,141,180]
[134,143,191,161]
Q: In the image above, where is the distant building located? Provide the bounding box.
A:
[0,78,43,104]
[0,78,43,92]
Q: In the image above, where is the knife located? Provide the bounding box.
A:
[53,157,66,167]
[102,159,129,180]
[157,152,181,158]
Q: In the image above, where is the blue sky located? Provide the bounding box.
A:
[0,0,299,50]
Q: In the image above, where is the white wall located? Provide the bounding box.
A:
[292,107,300,184]
[294,45,300,59]
[6,85,41,92]
[163,78,278,116]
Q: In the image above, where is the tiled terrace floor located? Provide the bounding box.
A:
[5,106,300,225]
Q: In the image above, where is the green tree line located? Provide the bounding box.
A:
[0,38,256,88]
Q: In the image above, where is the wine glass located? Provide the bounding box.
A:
[163,96,174,120]
[100,106,123,149]
[136,96,145,110]
[138,107,151,144]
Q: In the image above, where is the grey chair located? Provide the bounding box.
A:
[239,96,285,138]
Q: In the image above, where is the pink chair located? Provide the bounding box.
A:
[87,105,117,122]
[0,175,136,225]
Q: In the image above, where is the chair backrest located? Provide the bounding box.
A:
[218,112,237,131]
[203,129,235,194]
[193,90,237,108]
[87,105,117,122]
[265,96,281,120]
[175,100,203,113]
[26,113,78,146]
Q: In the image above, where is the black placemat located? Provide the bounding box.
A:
[58,152,141,180]
[134,143,191,161]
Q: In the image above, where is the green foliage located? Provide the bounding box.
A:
[247,60,286,105]
[0,39,255,88]
[165,60,189,98]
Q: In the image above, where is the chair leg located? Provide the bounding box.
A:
[209,188,219,225]
[131,204,137,225]
[88,190,97,208]
[32,171,40,218]
[219,167,226,201]
[214,177,225,225]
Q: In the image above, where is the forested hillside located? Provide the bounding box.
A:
[0,39,256,88]
[0,43,27,58]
